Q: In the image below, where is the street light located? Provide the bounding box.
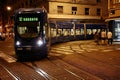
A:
[6,6,12,25]
[6,6,11,11]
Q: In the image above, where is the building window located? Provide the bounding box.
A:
[72,0,76,3]
[57,6,63,14]
[97,0,101,3]
[97,8,101,16]
[115,0,120,3]
[85,8,89,15]
[72,7,77,14]
[110,9,115,14]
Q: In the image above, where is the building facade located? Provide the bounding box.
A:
[107,0,120,41]
[8,0,107,23]
[48,0,108,23]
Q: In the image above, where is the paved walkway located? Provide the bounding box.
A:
[51,40,120,55]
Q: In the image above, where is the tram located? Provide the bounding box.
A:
[13,8,107,60]
[13,8,49,60]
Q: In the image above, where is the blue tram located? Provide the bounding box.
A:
[13,8,107,60]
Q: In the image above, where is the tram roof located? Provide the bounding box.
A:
[14,8,47,14]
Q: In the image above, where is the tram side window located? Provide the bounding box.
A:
[81,28,84,35]
[63,29,66,36]
[57,29,63,36]
[51,28,56,37]
[71,29,74,35]
[93,29,97,34]
[87,29,92,35]
[63,29,71,36]
[93,29,100,34]
[76,28,84,35]
[76,29,81,35]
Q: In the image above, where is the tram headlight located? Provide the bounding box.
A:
[16,41,21,46]
[37,40,43,46]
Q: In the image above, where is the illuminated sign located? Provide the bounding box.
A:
[19,17,38,21]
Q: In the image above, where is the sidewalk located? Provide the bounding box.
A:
[113,41,120,44]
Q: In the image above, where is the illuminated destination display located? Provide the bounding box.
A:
[19,17,38,21]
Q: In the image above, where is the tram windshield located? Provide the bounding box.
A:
[17,21,40,39]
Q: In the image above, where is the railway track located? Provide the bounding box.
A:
[22,62,57,80]
[49,50,101,80]
[0,63,21,80]
[46,57,85,80]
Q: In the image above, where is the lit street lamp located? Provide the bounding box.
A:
[6,6,12,25]
[6,6,11,11]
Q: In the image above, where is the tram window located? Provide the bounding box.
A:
[63,29,66,36]
[93,29,100,34]
[76,29,81,35]
[51,28,56,37]
[93,29,97,34]
[81,28,84,35]
[67,29,71,36]
[71,29,74,35]
[63,29,71,36]
[17,22,39,38]
[87,29,92,35]
[57,29,63,36]
[98,29,100,33]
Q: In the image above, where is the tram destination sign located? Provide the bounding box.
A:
[19,17,38,22]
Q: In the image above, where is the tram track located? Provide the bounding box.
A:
[46,57,85,80]
[0,63,21,80]
[48,51,102,80]
[49,44,112,80]
[22,62,57,80]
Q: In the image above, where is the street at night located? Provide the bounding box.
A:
[0,0,120,80]
[0,38,120,80]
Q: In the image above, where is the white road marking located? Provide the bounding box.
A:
[115,48,120,50]
[0,52,17,63]
[102,50,113,52]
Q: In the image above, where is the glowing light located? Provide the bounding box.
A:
[6,6,11,11]
[37,40,43,46]
[16,41,21,46]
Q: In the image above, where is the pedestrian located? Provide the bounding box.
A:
[94,31,100,45]
[107,31,113,45]
[101,29,107,44]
